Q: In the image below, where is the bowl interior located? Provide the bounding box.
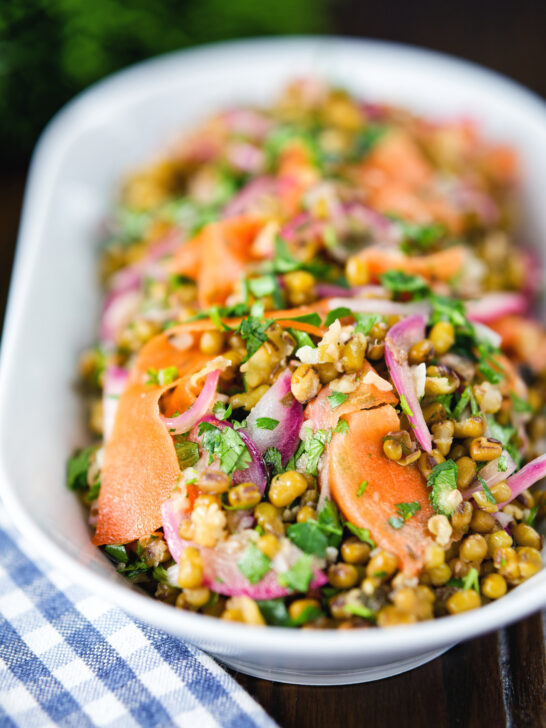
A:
[1,37,545,659]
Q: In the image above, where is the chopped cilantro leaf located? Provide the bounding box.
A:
[334,419,350,434]
[237,542,271,584]
[328,391,348,410]
[399,394,414,418]
[173,437,199,470]
[324,307,352,327]
[478,475,496,504]
[525,505,538,526]
[197,422,251,474]
[236,315,274,360]
[146,366,179,387]
[104,544,128,564]
[345,522,375,547]
[263,446,283,476]
[381,270,429,296]
[256,417,279,431]
[510,392,533,414]
[67,445,95,491]
[299,427,330,476]
[277,554,314,592]
[462,566,480,594]
[257,598,323,627]
[388,516,405,530]
[497,453,508,473]
[281,312,322,327]
[427,459,459,516]
[344,602,376,620]
[354,313,381,336]
[212,401,233,421]
[289,327,316,349]
[317,498,343,548]
[356,480,368,497]
[286,521,328,557]
[395,501,421,521]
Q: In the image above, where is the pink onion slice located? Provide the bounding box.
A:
[466,292,527,324]
[385,315,432,452]
[315,284,388,299]
[161,499,326,598]
[103,366,129,441]
[100,287,141,347]
[222,176,278,218]
[110,228,183,292]
[197,415,267,492]
[161,370,221,436]
[245,369,304,465]
[463,451,517,501]
[328,297,431,318]
[498,454,546,509]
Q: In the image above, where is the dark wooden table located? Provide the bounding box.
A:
[1,166,545,727]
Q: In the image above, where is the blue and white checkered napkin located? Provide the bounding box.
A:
[0,504,278,728]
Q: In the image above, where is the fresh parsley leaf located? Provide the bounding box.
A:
[256,417,279,431]
[237,542,271,584]
[324,307,352,327]
[328,391,348,410]
[212,401,233,421]
[173,437,200,470]
[452,386,478,420]
[345,522,375,547]
[395,501,421,521]
[334,419,350,434]
[286,520,328,557]
[354,313,381,336]
[104,544,128,564]
[263,446,283,476]
[356,480,368,497]
[399,394,414,418]
[84,480,101,503]
[436,394,454,417]
[118,559,150,581]
[277,554,314,592]
[388,516,405,530]
[427,459,459,516]
[67,445,95,491]
[381,270,429,296]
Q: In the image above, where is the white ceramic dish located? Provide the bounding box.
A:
[1,37,545,686]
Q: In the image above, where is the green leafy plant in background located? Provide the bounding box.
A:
[0,0,328,167]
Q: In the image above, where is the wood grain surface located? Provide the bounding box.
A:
[2,11,545,718]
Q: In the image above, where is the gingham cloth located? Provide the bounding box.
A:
[0,504,278,728]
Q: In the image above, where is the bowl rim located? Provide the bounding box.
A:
[1,35,545,657]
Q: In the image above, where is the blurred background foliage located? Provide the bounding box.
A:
[0,0,328,169]
[1,1,543,171]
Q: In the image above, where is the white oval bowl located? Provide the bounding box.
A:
[1,37,545,685]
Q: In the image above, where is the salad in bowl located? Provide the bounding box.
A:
[70,78,545,631]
